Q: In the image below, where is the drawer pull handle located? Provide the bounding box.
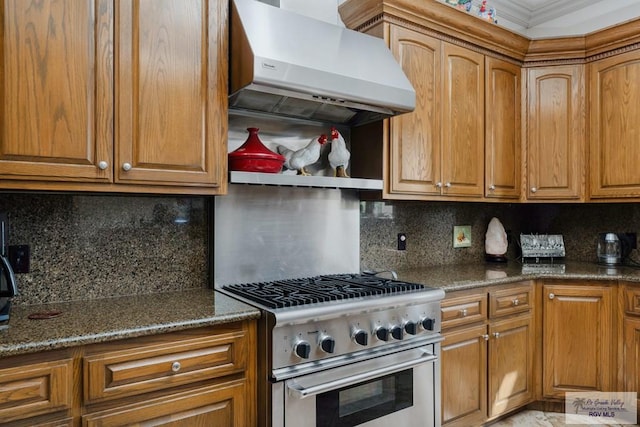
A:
[512,298,519,306]
[171,361,181,373]
[122,162,132,171]
[482,334,489,341]
[460,309,468,317]
[549,293,555,300]
[98,161,108,170]
[493,332,500,339]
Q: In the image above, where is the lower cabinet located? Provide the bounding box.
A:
[541,282,614,398]
[0,321,256,427]
[82,380,248,426]
[623,285,640,412]
[441,282,534,427]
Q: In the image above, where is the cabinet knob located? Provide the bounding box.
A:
[489,185,496,191]
[98,161,108,170]
[444,182,452,188]
[122,162,132,171]
[482,334,489,341]
[493,332,501,339]
[549,293,555,300]
[512,298,519,306]
[436,182,443,188]
[460,308,468,317]
[171,361,181,372]
[531,187,537,193]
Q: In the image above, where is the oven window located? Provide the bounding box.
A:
[316,369,413,426]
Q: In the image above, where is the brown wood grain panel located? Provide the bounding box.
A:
[525,66,585,201]
[442,42,484,198]
[485,57,521,199]
[488,315,534,418]
[625,286,640,315]
[489,283,533,318]
[441,292,488,330]
[542,283,613,398]
[0,0,113,182]
[0,359,73,424]
[589,50,640,198]
[84,328,247,404]
[388,26,441,195]
[441,324,488,427]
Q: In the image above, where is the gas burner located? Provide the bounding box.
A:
[221,274,425,309]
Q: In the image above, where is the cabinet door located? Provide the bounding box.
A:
[388,26,441,195]
[488,315,534,418]
[542,283,613,398]
[526,66,585,200]
[83,380,248,427]
[441,324,487,427]
[116,0,227,188]
[442,43,484,198]
[590,50,640,198]
[485,57,521,199]
[623,317,640,403]
[0,0,113,182]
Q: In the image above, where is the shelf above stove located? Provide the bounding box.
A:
[229,171,383,190]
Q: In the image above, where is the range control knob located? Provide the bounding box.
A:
[375,326,390,341]
[319,336,336,354]
[421,317,436,331]
[353,329,369,346]
[404,321,418,335]
[294,341,311,359]
[391,325,404,340]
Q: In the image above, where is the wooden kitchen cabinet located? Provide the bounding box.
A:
[0,0,227,195]
[0,321,256,427]
[352,24,489,201]
[441,282,534,427]
[542,282,614,399]
[622,285,640,411]
[589,49,640,199]
[0,353,74,426]
[524,66,585,201]
[485,57,521,199]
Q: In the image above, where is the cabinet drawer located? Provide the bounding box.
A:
[84,329,248,404]
[0,358,73,423]
[489,284,533,318]
[83,380,247,427]
[625,286,640,316]
[441,293,487,329]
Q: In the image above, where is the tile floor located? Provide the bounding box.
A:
[489,410,639,426]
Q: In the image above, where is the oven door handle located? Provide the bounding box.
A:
[286,348,437,399]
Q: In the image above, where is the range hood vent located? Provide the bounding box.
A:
[230,0,415,126]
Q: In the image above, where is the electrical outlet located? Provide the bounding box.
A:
[397,233,407,250]
[8,245,30,273]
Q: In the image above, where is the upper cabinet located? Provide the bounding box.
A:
[0,0,227,195]
[349,16,518,201]
[485,57,521,200]
[524,65,585,201]
[589,49,640,199]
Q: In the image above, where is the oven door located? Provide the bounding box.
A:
[282,344,439,427]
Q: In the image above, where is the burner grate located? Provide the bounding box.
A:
[222,273,424,309]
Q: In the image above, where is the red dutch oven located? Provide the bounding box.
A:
[228,128,285,173]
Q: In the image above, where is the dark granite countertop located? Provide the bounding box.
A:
[392,261,640,292]
[4,261,640,359]
[0,289,260,358]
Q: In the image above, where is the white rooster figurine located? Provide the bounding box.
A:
[328,127,350,177]
[277,134,327,176]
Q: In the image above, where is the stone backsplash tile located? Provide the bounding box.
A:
[0,194,208,306]
[360,201,640,271]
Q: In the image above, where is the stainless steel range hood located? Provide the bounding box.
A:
[230,0,415,126]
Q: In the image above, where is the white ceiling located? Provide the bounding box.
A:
[490,0,640,38]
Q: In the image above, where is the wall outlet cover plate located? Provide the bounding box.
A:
[453,225,472,248]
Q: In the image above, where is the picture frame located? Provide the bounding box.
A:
[453,225,472,248]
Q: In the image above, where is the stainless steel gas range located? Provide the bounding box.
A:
[219,273,445,427]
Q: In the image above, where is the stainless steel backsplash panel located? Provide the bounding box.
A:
[214,185,359,286]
